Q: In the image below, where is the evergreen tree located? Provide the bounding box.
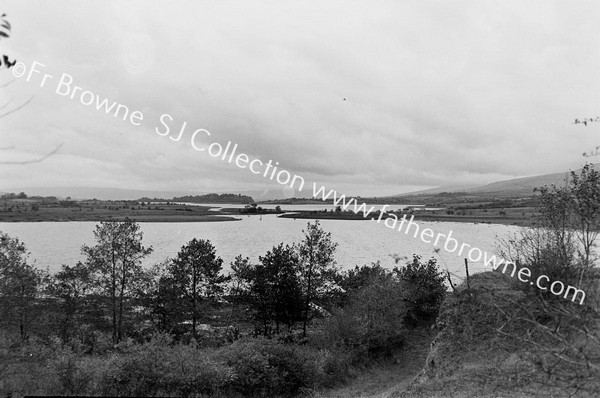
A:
[170,238,225,337]
[297,221,338,337]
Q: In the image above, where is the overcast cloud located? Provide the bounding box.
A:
[1,0,599,197]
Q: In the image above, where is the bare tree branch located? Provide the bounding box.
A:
[0,78,14,88]
[0,96,14,111]
[0,95,33,119]
[0,143,63,165]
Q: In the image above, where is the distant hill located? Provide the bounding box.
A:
[394,166,592,198]
[461,171,571,195]
[389,184,480,196]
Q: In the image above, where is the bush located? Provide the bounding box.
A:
[51,352,97,395]
[319,272,407,359]
[497,227,583,302]
[311,347,354,388]
[0,334,65,396]
[221,338,318,397]
[32,334,358,397]
[98,333,233,397]
[394,255,447,323]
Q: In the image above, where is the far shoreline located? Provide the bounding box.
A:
[0,196,536,227]
[278,211,535,228]
[0,215,241,223]
[0,210,534,226]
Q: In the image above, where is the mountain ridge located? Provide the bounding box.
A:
[392,165,596,198]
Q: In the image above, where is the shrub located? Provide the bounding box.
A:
[98,333,233,397]
[51,352,96,395]
[319,272,407,359]
[394,255,447,323]
[221,338,317,397]
[305,345,354,388]
[0,334,64,396]
[497,227,582,301]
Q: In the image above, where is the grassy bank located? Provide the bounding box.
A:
[0,199,240,222]
[315,269,600,398]
[391,270,600,397]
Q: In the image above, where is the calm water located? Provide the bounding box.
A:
[0,213,520,284]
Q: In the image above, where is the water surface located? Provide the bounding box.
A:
[0,214,519,285]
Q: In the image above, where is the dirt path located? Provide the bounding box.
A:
[315,329,434,398]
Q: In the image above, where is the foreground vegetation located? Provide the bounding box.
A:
[0,217,445,396]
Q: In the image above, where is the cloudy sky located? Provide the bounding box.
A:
[1,1,599,199]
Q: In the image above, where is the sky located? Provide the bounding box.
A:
[1,0,599,199]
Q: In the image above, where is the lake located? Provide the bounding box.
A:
[0,211,520,284]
